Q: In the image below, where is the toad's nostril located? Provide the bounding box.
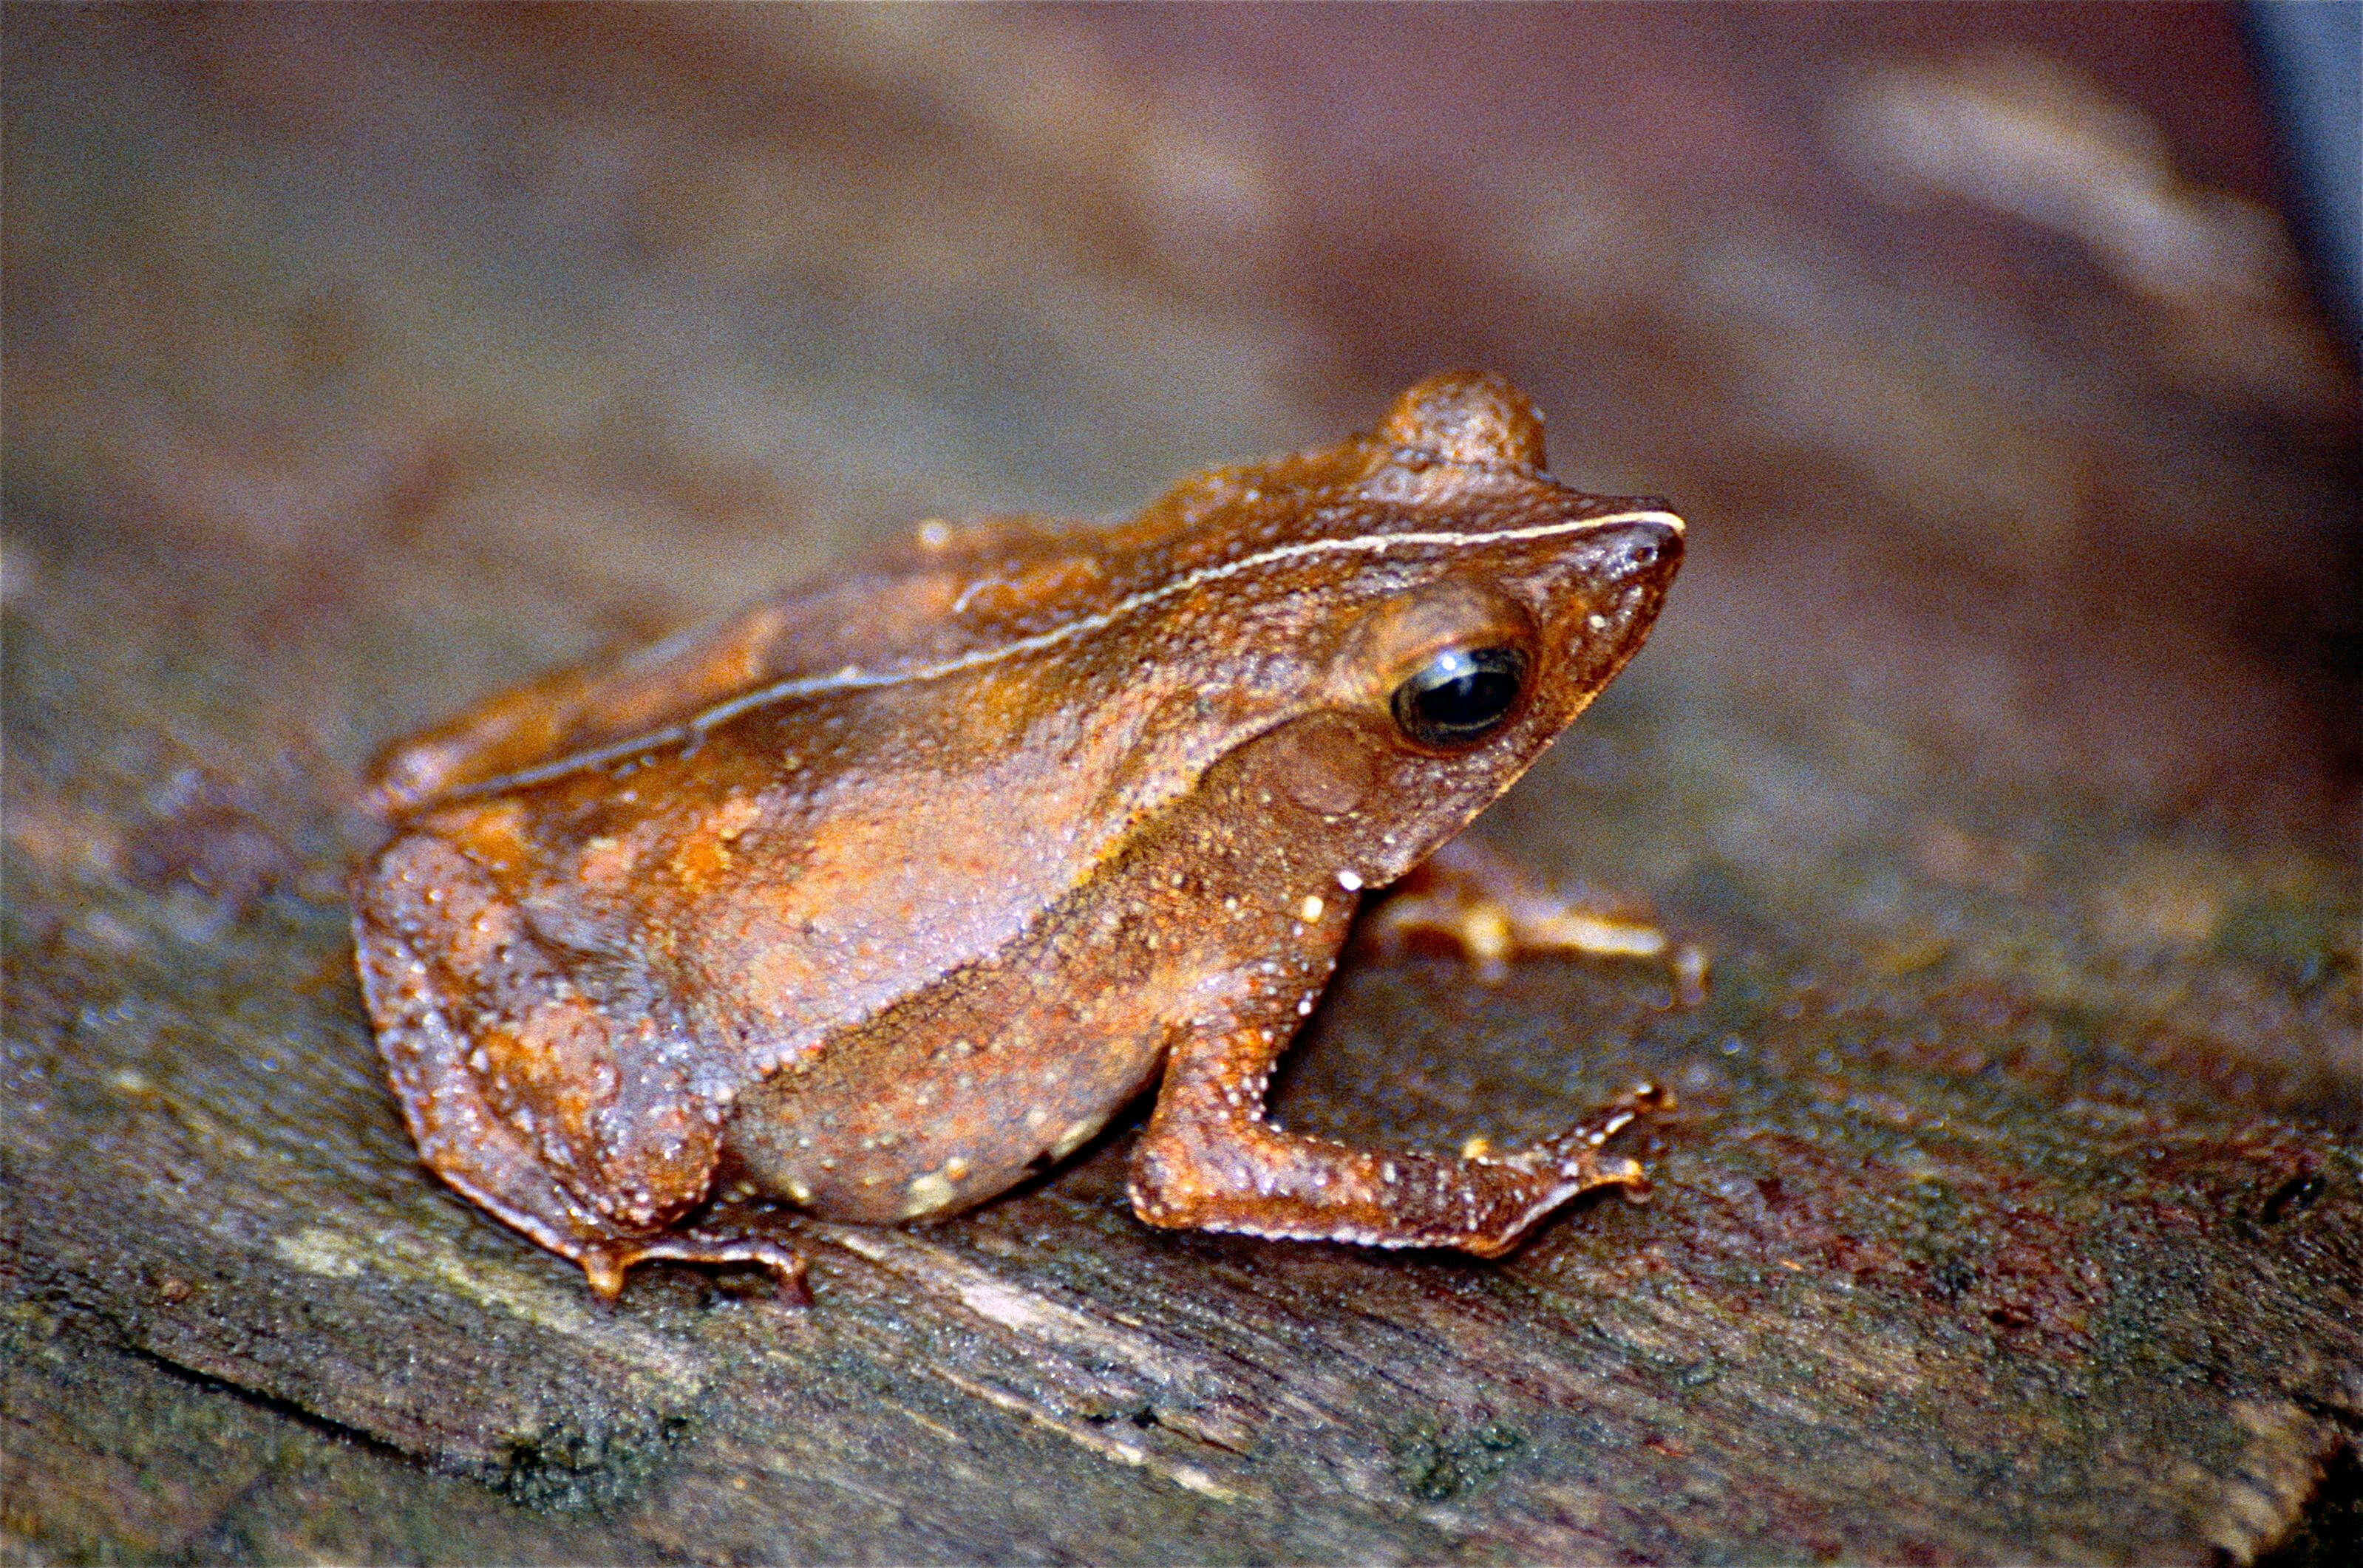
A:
[1597,517,1680,582]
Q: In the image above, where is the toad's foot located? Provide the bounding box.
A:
[1359,836,1707,1003]
[577,1218,811,1304]
[1129,1006,1673,1255]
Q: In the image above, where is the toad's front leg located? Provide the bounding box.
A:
[1127,1001,1669,1255]
[1359,836,1708,1002]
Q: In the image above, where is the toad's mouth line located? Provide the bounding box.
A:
[440,506,1684,803]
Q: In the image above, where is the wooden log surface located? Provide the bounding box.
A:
[5,7,2358,1562]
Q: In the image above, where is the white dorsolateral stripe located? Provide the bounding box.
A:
[449,507,1684,800]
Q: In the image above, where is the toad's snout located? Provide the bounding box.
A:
[1591,512,1684,590]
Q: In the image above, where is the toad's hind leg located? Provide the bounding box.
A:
[354,833,809,1302]
[1129,1009,1671,1256]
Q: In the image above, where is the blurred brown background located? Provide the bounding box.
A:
[5,5,2359,1562]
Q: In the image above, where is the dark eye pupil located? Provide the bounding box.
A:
[1391,646,1529,748]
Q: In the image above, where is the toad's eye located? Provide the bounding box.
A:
[1390,646,1529,749]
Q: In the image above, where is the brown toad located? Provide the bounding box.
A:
[353,371,1691,1301]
